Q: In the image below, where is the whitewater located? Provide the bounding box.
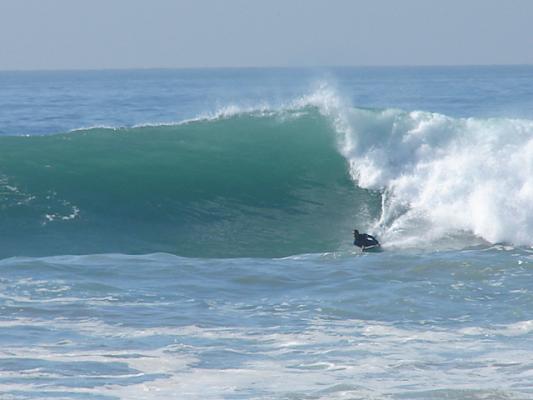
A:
[1,66,532,399]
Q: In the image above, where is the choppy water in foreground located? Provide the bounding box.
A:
[1,66,533,399]
[1,249,533,399]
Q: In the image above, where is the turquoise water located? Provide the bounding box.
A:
[0,110,368,258]
[1,66,533,399]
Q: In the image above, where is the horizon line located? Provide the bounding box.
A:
[1,63,532,73]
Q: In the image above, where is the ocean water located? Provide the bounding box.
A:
[0,66,532,399]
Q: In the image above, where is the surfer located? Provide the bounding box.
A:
[353,229,380,251]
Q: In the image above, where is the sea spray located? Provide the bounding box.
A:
[292,85,533,248]
[333,107,533,248]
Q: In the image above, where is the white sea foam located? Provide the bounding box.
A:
[1,317,532,399]
[296,83,533,248]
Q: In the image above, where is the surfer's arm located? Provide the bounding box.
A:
[367,235,380,245]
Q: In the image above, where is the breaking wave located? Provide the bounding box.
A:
[0,86,532,258]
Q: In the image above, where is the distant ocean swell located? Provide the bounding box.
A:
[1,89,532,258]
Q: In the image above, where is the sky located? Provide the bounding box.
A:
[0,0,532,70]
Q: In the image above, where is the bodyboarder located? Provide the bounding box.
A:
[353,229,380,251]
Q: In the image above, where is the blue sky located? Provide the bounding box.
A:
[1,0,532,70]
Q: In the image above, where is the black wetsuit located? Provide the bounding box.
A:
[353,234,380,249]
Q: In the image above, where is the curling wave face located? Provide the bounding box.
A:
[0,88,532,258]
[0,106,377,258]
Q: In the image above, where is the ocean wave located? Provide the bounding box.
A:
[0,86,532,258]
